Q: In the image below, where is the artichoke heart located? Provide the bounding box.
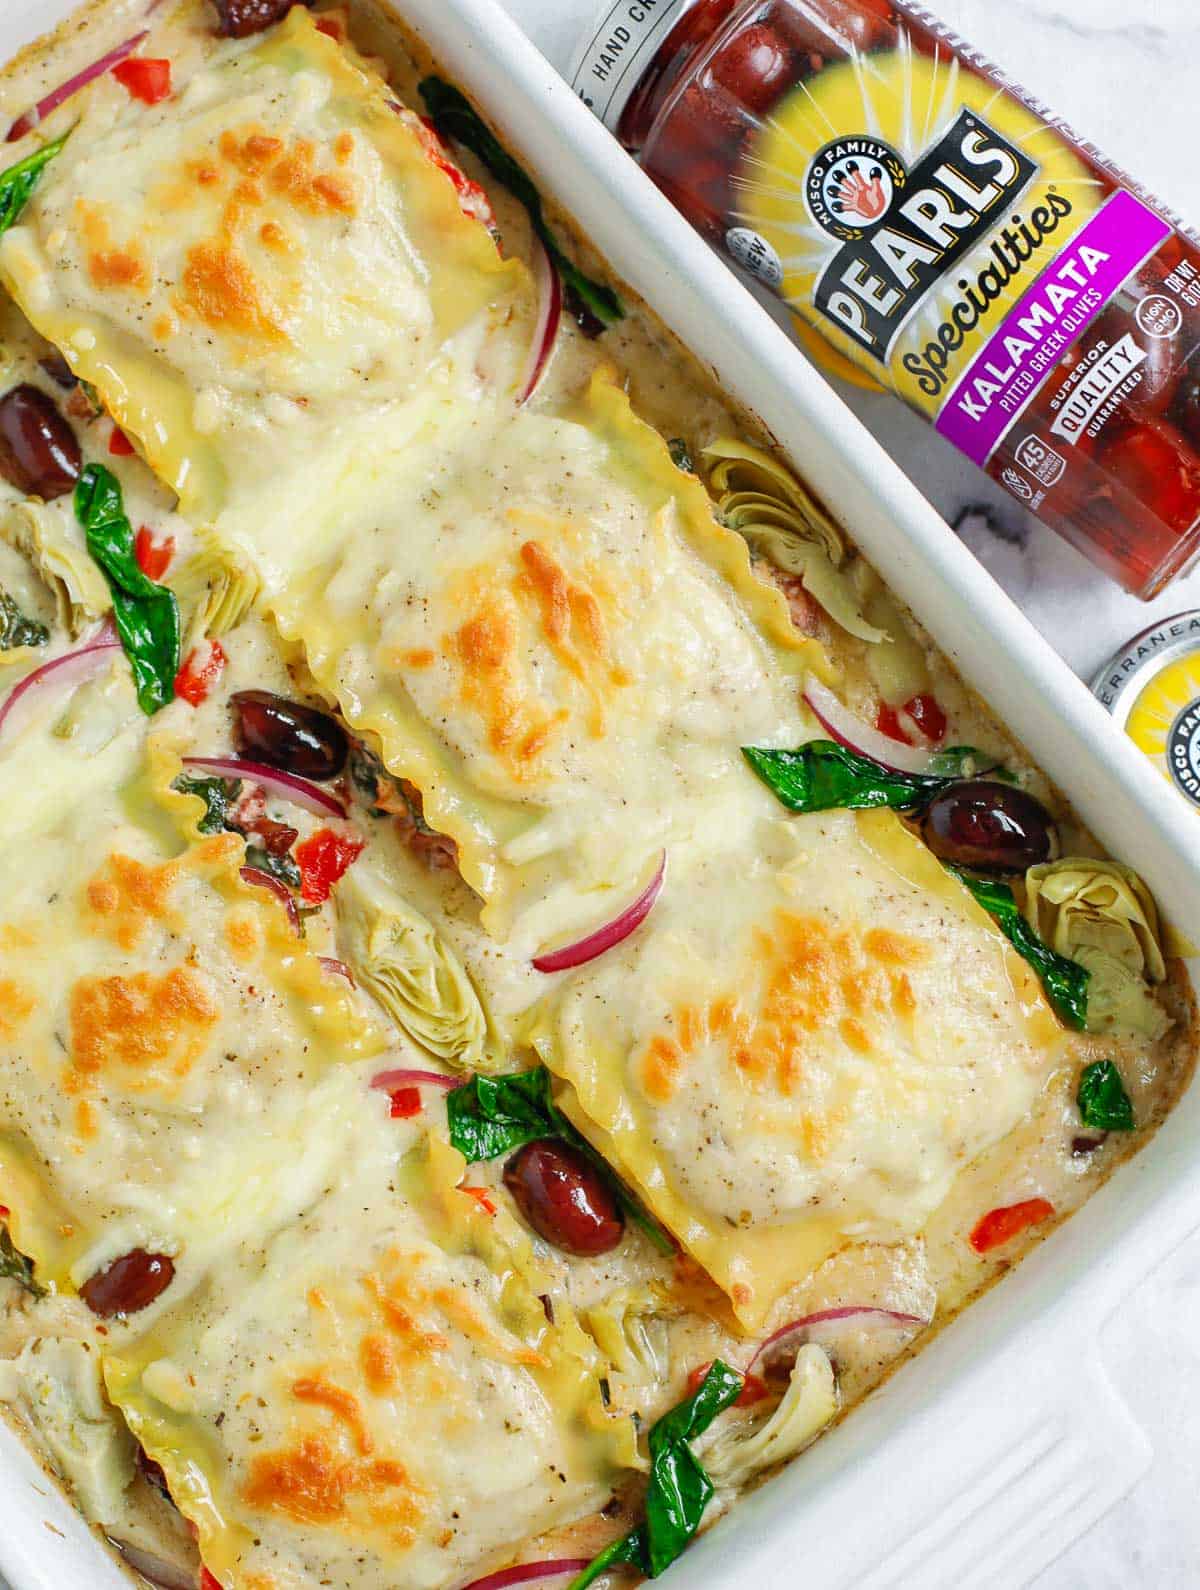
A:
[1024,858,1170,1039]
[700,1343,837,1488]
[0,497,108,635]
[0,1337,136,1527]
[337,866,495,1070]
[172,532,262,639]
[582,1283,678,1389]
[703,438,885,644]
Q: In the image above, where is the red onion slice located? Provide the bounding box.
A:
[370,1066,457,1093]
[7,32,149,141]
[317,956,355,984]
[0,625,120,744]
[181,756,346,819]
[533,851,666,974]
[517,237,563,405]
[461,1561,591,1590]
[107,1539,195,1590]
[239,865,300,934]
[803,675,933,776]
[748,1305,929,1373]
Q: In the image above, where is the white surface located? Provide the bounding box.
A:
[493,2,1200,1584]
[0,2,1198,1589]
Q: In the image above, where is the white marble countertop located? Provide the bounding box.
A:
[495,1,1200,1585]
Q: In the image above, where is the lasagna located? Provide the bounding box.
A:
[0,3,1191,1588]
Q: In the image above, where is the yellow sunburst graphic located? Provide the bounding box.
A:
[737,34,1103,415]
[1126,654,1200,807]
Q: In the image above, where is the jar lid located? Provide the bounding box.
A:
[569,0,693,132]
[1091,609,1200,808]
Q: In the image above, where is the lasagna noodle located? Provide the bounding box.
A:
[0,734,384,1296]
[227,370,827,938]
[104,1126,631,1590]
[0,5,829,939]
[0,5,525,523]
[532,809,1072,1329]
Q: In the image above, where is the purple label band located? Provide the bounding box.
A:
[935,189,1171,466]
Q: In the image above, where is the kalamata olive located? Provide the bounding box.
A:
[1174,365,1200,451]
[0,384,81,501]
[503,1140,625,1257]
[920,780,1056,874]
[776,0,894,61]
[232,690,348,780]
[38,351,77,390]
[210,0,310,37]
[80,1249,175,1317]
[1101,417,1200,534]
[709,24,800,116]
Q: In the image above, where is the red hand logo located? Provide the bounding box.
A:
[832,163,888,222]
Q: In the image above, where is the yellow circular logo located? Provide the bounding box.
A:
[1125,652,1200,808]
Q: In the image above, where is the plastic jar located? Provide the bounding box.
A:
[571,0,1200,598]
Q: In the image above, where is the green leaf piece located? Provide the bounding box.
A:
[926,744,1013,782]
[447,1066,674,1254]
[568,1360,745,1586]
[447,1066,561,1162]
[0,588,49,649]
[418,78,622,333]
[0,133,68,237]
[243,843,301,891]
[75,464,180,715]
[1077,1059,1134,1132]
[668,438,695,474]
[172,774,243,836]
[0,1226,44,1299]
[953,871,1090,1030]
[743,739,954,814]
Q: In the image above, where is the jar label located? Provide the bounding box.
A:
[934,190,1170,466]
[1124,649,1200,809]
[570,0,689,132]
[725,227,783,290]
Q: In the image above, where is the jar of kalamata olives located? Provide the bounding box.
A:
[1093,612,1200,808]
[571,0,1200,598]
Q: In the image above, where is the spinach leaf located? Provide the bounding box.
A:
[172,774,243,836]
[668,438,695,474]
[244,843,301,891]
[447,1066,563,1161]
[0,588,48,649]
[926,744,1013,782]
[418,77,623,334]
[743,739,955,813]
[448,1066,674,1254]
[75,464,180,715]
[1077,1059,1134,1131]
[0,133,68,236]
[953,871,1090,1030]
[0,1226,44,1299]
[569,1360,745,1587]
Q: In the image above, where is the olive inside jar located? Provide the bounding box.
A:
[572,0,1200,598]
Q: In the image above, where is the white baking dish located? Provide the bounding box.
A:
[0,1,1198,1586]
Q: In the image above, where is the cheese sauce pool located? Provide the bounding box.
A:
[572,0,1200,598]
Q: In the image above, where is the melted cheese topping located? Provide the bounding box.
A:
[234,372,823,938]
[0,737,383,1296]
[105,1126,628,1589]
[0,6,523,521]
[534,810,1071,1328]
